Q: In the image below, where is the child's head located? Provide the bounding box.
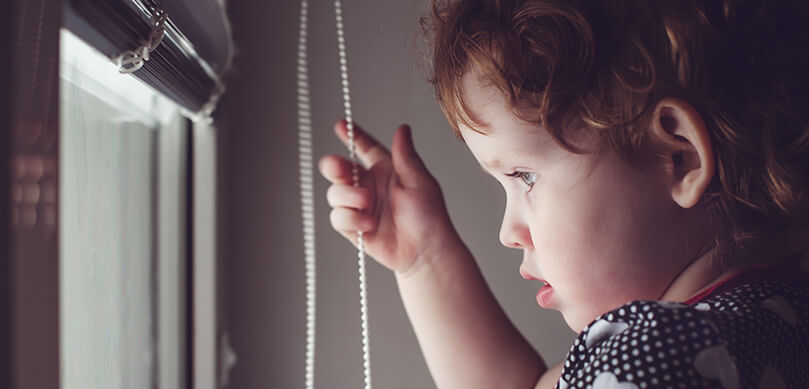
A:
[423,0,809,330]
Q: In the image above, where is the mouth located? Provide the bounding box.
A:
[536,283,554,308]
[520,266,554,308]
[519,267,550,287]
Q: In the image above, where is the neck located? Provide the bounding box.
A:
[658,244,740,302]
[660,230,809,303]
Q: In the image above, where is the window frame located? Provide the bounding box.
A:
[6,1,221,388]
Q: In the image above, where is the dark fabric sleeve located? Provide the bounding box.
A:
[556,279,809,389]
[557,300,732,389]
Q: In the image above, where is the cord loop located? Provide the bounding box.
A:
[113,7,168,74]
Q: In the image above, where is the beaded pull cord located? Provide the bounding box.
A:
[297,0,372,388]
[334,1,374,388]
[296,1,317,389]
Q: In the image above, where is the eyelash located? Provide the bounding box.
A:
[506,170,537,189]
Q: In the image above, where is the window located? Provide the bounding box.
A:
[7,0,228,386]
[59,29,188,389]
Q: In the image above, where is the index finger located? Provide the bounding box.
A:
[318,154,366,186]
[334,119,390,168]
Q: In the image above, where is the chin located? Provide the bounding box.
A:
[562,310,596,334]
[564,301,633,334]
[560,311,580,333]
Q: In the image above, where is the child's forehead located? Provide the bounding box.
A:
[458,115,550,152]
[458,70,546,136]
[460,118,555,165]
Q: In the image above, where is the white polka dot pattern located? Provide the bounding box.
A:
[556,277,809,388]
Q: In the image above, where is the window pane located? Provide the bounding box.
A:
[59,29,186,389]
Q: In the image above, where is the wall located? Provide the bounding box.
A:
[1,0,12,385]
[9,0,61,387]
[218,0,575,387]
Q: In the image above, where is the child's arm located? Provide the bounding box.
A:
[320,120,553,388]
[396,232,549,388]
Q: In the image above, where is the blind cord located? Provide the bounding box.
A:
[297,0,372,388]
[296,1,317,388]
[112,7,168,74]
[334,0,373,387]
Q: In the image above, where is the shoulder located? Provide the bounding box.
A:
[556,278,809,389]
[557,300,720,389]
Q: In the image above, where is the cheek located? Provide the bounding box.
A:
[529,162,672,302]
[529,167,631,269]
[526,186,621,307]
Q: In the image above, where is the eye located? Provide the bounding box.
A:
[506,170,537,189]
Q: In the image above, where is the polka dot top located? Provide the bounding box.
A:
[555,258,809,389]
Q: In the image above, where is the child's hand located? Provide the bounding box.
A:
[319,119,458,275]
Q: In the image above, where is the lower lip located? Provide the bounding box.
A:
[536,284,554,308]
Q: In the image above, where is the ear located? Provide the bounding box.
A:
[649,98,715,208]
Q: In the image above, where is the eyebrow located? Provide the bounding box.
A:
[478,158,502,175]
[481,158,501,170]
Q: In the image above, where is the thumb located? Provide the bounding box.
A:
[392,124,430,188]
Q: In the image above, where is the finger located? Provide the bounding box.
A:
[334,119,390,168]
[326,184,374,210]
[330,207,377,233]
[319,154,367,185]
[391,124,431,188]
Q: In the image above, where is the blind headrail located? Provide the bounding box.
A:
[65,0,231,121]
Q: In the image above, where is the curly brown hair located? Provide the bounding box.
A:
[422,0,809,265]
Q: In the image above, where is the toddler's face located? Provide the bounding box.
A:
[458,71,697,332]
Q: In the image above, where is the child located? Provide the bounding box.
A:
[319,0,809,387]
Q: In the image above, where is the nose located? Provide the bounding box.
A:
[499,199,532,249]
